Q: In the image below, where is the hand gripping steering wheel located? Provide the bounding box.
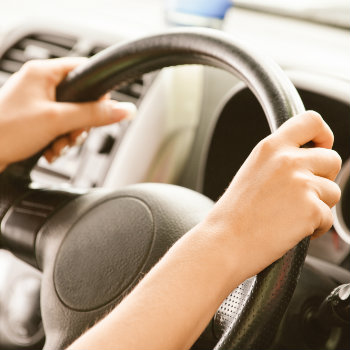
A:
[0,28,308,350]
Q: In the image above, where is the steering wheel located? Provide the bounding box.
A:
[0,28,308,350]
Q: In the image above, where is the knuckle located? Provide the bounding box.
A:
[323,207,334,231]
[256,136,275,155]
[21,60,42,76]
[292,173,312,198]
[330,150,342,175]
[305,110,334,146]
[275,151,300,171]
[318,179,341,208]
[305,110,324,128]
[296,172,311,190]
[310,199,333,233]
[45,71,59,87]
[307,198,322,226]
[331,182,341,206]
[316,202,327,223]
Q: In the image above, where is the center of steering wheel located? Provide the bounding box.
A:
[53,196,154,311]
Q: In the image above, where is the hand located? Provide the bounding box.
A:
[204,111,342,280]
[0,58,136,171]
[67,111,342,350]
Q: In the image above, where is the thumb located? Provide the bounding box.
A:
[52,100,136,135]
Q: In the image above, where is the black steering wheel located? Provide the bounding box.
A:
[0,28,308,350]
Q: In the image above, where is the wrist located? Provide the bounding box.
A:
[200,203,286,285]
[188,215,250,295]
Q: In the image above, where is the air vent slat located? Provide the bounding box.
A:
[88,45,105,56]
[18,39,71,58]
[5,48,26,63]
[0,34,145,102]
[0,71,11,87]
[0,59,22,74]
[111,91,140,103]
[34,34,77,50]
[0,33,78,81]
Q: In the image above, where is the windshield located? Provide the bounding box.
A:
[1,0,349,32]
[234,0,350,28]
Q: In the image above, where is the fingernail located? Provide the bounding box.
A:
[75,131,88,146]
[110,101,137,121]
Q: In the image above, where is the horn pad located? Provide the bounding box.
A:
[54,196,154,311]
[37,183,214,350]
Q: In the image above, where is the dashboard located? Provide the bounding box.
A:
[0,1,349,349]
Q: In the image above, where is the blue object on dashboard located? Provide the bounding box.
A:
[165,0,232,27]
[166,0,232,19]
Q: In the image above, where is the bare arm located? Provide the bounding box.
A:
[0,57,340,350]
[68,112,341,350]
[0,58,135,170]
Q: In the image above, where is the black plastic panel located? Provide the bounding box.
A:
[203,87,350,201]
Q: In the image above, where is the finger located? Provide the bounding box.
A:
[0,164,7,173]
[312,175,341,208]
[301,148,342,181]
[100,93,112,101]
[311,199,334,239]
[44,148,56,163]
[52,100,136,135]
[276,111,334,149]
[21,57,88,85]
[69,128,89,146]
[39,57,88,85]
[51,136,71,157]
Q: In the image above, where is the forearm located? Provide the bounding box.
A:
[68,112,341,350]
[0,58,133,168]
[68,220,245,350]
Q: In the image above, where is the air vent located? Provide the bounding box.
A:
[89,46,145,102]
[0,34,146,102]
[0,33,77,86]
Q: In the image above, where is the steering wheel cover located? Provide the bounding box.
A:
[56,28,307,349]
[1,28,308,349]
[57,28,304,132]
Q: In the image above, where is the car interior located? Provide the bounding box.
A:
[0,1,349,349]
